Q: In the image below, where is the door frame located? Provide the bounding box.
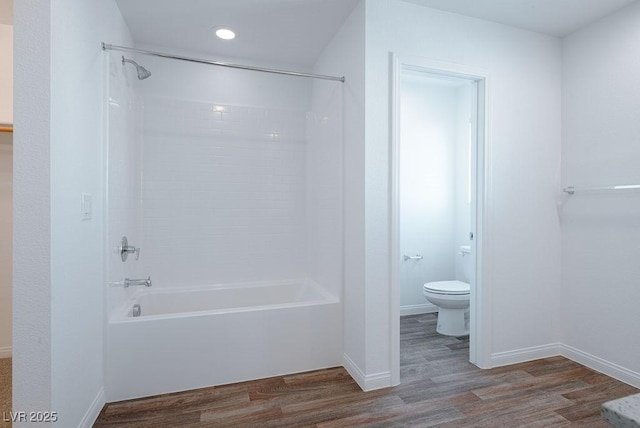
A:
[390,54,493,385]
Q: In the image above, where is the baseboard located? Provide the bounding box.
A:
[0,346,11,359]
[342,353,392,392]
[488,342,640,390]
[78,387,105,428]
[400,303,438,316]
[560,344,640,389]
[491,343,561,367]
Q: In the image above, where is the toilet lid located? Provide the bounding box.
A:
[423,280,470,295]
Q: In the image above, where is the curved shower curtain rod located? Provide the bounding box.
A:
[102,43,345,83]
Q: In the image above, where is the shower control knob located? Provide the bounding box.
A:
[119,236,140,262]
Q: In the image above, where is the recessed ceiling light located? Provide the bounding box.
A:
[215,28,236,40]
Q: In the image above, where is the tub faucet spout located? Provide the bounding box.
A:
[124,276,152,288]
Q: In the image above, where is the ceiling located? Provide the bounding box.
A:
[401,0,638,37]
[0,0,11,25]
[115,0,360,68]
[4,0,636,62]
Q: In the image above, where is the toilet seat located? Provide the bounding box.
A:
[423,280,470,295]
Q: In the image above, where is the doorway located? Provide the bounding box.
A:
[390,56,490,385]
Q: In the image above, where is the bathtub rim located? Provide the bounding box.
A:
[109,278,339,323]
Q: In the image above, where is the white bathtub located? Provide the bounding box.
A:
[105,279,342,402]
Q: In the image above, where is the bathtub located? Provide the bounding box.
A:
[105,279,342,402]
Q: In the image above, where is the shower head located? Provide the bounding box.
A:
[122,56,152,80]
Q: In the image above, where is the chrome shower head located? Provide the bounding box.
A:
[122,56,152,80]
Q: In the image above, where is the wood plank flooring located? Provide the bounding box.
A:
[94,314,638,427]
[0,358,11,428]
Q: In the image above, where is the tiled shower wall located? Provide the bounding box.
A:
[307,80,343,299]
[139,97,310,287]
[107,52,343,310]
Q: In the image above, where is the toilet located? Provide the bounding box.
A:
[423,245,471,336]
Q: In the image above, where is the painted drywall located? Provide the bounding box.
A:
[11,0,135,426]
[13,0,53,421]
[0,24,12,125]
[50,0,133,424]
[399,74,469,313]
[561,0,640,384]
[454,84,472,281]
[312,0,367,382]
[0,133,11,357]
[365,0,562,378]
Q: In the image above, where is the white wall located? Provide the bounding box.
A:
[13,0,53,420]
[561,1,640,385]
[106,50,311,316]
[14,0,133,426]
[50,0,133,425]
[107,49,345,301]
[0,23,12,125]
[0,133,11,357]
[0,22,11,358]
[365,0,563,380]
[139,94,309,288]
[399,75,458,311]
[312,0,367,384]
[307,77,344,301]
[454,85,472,281]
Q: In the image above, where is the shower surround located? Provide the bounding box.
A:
[104,50,344,401]
[139,95,310,287]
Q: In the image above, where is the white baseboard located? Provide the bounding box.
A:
[400,303,438,316]
[0,346,12,359]
[490,343,561,367]
[78,387,105,428]
[343,353,392,392]
[560,344,640,389]
[489,342,640,389]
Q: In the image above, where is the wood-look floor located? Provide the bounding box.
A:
[94,314,638,427]
[0,358,11,428]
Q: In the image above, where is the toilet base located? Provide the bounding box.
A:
[436,307,469,337]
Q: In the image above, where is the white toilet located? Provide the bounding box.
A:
[423,246,471,336]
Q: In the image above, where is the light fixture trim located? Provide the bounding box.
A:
[215,27,236,40]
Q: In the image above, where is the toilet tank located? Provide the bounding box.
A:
[459,245,471,282]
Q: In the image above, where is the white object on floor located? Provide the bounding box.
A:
[423,245,471,336]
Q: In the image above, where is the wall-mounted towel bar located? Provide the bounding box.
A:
[563,184,640,195]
